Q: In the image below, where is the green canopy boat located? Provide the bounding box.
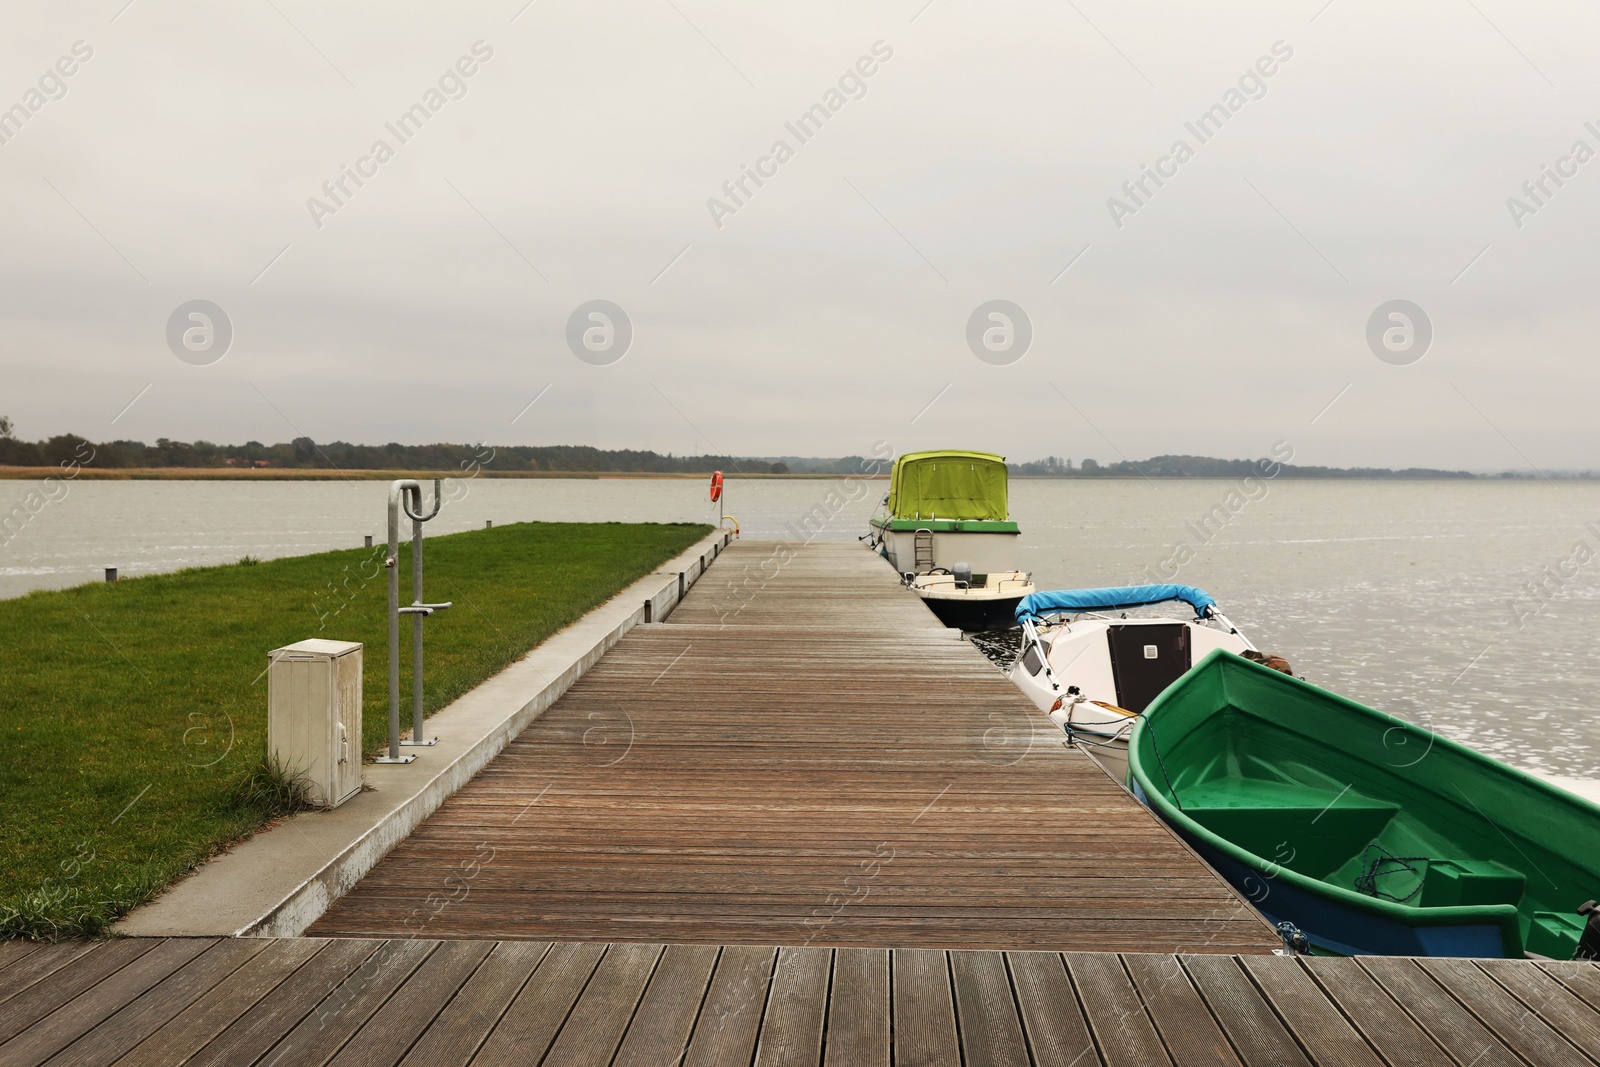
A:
[883,449,1011,522]
[1128,649,1600,958]
[866,450,1034,630]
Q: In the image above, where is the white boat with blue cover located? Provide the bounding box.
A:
[1007,584,1263,778]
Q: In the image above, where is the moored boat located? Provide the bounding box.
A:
[1008,585,1260,779]
[866,449,1034,630]
[1129,648,1600,959]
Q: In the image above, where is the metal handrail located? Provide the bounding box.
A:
[913,571,1033,593]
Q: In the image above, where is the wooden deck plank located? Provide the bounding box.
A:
[0,941,99,1004]
[470,940,606,1066]
[1180,956,1310,1067]
[0,937,156,1044]
[950,950,1031,1067]
[1008,951,1100,1067]
[1237,957,1383,1067]
[313,894,1259,918]
[1474,959,1600,1061]
[1415,957,1594,1067]
[309,542,1276,955]
[0,937,211,1067]
[0,939,42,976]
[1538,960,1600,1013]
[181,938,383,1067]
[6,938,1596,1065]
[1065,952,1173,1067]
[752,946,830,1067]
[889,949,960,1067]
[55,938,269,1067]
[248,938,437,1067]
[396,941,551,1066]
[116,938,327,1067]
[326,939,495,1067]
[1355,956,1523,1067]
[1123,954,1243,1067]
[612,944,720,1067]
[1297,957,1452,1067]
[684,945,778,1067]
[823,948,887,1067]
[539,942,664,1067]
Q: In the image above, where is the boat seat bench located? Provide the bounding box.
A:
[1419,859,1526,908]
[1186,803,1532,910]
[1186,802,1400,878]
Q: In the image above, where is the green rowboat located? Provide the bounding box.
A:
[1128,649,1600,958]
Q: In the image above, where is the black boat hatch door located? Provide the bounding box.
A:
[1106,623,1192,713]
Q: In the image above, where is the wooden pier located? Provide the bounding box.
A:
[309,541,1275,953]
[6,935,1600,1065]
[10,538,1600,1065]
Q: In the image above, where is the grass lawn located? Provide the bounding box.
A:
[0,520,709,939]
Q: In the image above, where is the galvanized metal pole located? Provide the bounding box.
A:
[388,486,404,760]
[411,498,426,742]
[402,479,446,748]
[375,480,419,763]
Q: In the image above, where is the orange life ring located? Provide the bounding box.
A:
[709,470,723,502]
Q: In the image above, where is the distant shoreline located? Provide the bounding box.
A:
[0,466,870,481]
[0,466,1583,482]
[0,434,1571,479]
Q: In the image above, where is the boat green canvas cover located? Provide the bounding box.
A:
[1129,649,1600,958]
[886,450,1009,521]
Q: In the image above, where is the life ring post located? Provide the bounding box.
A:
[709,470,724,528]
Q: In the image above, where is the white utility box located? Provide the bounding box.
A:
[267,639,363,809]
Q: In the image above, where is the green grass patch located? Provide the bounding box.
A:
[0,520,708,939]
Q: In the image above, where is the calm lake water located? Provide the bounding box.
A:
[4,475,1598,778]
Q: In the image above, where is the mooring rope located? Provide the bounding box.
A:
[1353,843,1428,903]
[1143,715,1184,811]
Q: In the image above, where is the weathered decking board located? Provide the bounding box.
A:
[309,540,1275,953]
[5,937,1599,1066]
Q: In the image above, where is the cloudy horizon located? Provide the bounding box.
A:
[5,1,1600,473]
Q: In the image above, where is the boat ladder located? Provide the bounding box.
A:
[914,528,935,570]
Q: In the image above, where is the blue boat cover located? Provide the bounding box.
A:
[1015,584,1216,621]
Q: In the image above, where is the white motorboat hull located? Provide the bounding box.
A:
[873,523,1022,577]
[909,571,1035,631]
[1008,612,1253,777]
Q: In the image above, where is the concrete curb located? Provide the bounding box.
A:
[116,528,734,938]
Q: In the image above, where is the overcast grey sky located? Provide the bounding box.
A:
[3,0,1598,469]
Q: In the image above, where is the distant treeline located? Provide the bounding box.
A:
[0,427,1552,479]
[0,432,789,474]
[1012,454,1480,478]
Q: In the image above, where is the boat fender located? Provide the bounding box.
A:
[1048,685,1081,713]
[1579,900,1600,960]
[1275,921,1310,955]
[1243,650,1295,676]
[1050,693,1094,732]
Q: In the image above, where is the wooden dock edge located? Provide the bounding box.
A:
[8,936,1600,1066]
[114,530,735,940]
